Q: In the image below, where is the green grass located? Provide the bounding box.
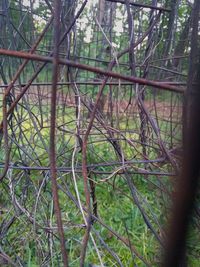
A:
[0,101,198,267]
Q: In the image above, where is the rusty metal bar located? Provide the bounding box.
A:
[49,1,69,266]
[105,0,171,12]
[0,81,187,87]
[0,49,184,93]
[0,164,176,176]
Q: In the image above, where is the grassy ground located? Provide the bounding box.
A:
[0,94,199,266]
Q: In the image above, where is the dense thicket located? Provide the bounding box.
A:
[0,1,199,266]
